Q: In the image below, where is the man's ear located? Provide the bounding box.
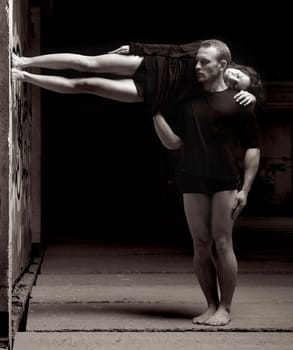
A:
[219,60,228,71]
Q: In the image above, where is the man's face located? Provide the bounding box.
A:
[195,46,223,84]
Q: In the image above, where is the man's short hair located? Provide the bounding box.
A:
[199,39,232,64]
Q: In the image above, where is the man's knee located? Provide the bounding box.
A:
[213,235,233,255]
[193,236,213,259]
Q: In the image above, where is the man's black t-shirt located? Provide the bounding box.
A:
[170,88,260,184]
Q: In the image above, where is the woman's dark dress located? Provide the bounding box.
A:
[129,41,201,115]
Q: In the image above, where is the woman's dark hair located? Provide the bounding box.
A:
[229,62,264,103]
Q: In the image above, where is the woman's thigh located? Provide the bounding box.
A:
[75,77,143,102]
[91,54,144,76]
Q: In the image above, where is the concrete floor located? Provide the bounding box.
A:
[13,241,293,349]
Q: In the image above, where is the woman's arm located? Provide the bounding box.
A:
[152,112,183,150]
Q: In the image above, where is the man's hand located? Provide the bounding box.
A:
[233,90,256,107]
[231,190,248,220]
[108,45,130,55]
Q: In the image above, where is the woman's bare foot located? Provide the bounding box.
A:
[12,68,25,81]
[192,305,217,324]
[204,306,231,326]
[12,53,27,69]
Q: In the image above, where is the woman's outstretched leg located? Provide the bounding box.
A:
[12,53,143,76]
[12,68,143,103]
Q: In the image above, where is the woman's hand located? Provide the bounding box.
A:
[233,90,256,107]
[108,45,130,55]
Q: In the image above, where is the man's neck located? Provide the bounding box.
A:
[203,77,228,92]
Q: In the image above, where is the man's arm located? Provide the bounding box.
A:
[232,147,260,220]
[152,112,183,150]
[242,148,260,193]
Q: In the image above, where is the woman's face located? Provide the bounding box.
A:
[224,68,251,90]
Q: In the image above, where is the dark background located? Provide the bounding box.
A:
[39,2,293,244]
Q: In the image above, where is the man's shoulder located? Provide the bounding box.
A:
[222,89,254,112]
[220,88,238,101]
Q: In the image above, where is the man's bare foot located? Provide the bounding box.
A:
[12,68,25,81]
[192,305,217,324]
[204,307,231,326]
[12,53,27,69]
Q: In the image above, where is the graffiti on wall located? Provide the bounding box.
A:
[10,11,32,280]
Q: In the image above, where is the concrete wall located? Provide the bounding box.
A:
[0,0,10,341]
[0,0,40,343]
[10,0,34,284]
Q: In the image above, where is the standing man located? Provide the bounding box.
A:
[153,39,260,326]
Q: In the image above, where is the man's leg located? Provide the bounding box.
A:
[183,193,219,324]
[13,53,143,76]
[12,68,143,103]
[205,190,238,326]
